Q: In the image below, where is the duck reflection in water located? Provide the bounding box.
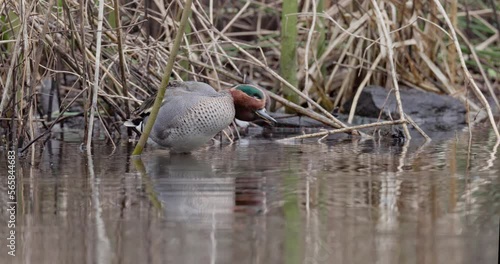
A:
[140,152,266,264]
[144,152,266,225]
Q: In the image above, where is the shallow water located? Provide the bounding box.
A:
[0,128,499,264]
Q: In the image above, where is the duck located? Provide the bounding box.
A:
[124,81,276,153]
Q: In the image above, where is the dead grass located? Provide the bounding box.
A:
[0,0,499,150]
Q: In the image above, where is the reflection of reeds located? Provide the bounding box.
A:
[1,0,499,150]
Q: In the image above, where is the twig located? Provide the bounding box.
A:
[405,114,431,141]
[266,90,362,136]
[278,120,407,141]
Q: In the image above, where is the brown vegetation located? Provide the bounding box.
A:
[0,0,499,151]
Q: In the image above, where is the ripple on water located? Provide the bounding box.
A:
[0,129,498,264]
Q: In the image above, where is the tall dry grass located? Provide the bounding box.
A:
[0,0,499,151]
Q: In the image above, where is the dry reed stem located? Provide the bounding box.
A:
[278,119,407,141]
[132,0,194,155]
[190,2,220,76]
[20,87,89,153]
[417,49,481,111]
[347,53,382,123]
[96,108,116,151]
[0,15,23,117]
[204,0,251,51]
[456,29,500,110]
[86,0,106,153]
[191,0,241,77]
[448,0,458,85]
[419,51,457,95]
[267,90,362,136]
[371,0,410,139]
[2,0,498,146]
[326,29,359,99]
[308,13,370,75]
[215,29,347,128]
[303,0,318,99]
[405,114,431,141]
[113,0,130,117]
[23,12,37,152]
[472,13,498,50]
[21,1,31,89]
[431,0,500,141]
[441,9,495,18]
[31,0,55,93]
[185,17,221,88]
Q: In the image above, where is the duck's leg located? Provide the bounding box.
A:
[232,120,241,140]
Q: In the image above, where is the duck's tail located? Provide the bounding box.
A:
[124,92,159,133]
[124,117,145,132]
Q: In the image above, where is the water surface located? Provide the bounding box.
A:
[0,128,499,264]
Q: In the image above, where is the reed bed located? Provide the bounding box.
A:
[0,0,499,152]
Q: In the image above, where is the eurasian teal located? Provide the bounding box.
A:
[125,81,276,153]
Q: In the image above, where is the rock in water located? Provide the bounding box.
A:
[344,85,466,133]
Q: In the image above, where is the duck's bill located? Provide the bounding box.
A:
[255,109,277,125]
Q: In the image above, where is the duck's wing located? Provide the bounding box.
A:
[133,81,219,116]
[182,81,219,95]
[132,94,157,117]
[125,92,208,131]
[126,81,225,131]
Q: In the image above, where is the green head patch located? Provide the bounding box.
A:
[235,85,265,100]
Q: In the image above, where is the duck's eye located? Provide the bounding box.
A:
[250,92,263,99]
